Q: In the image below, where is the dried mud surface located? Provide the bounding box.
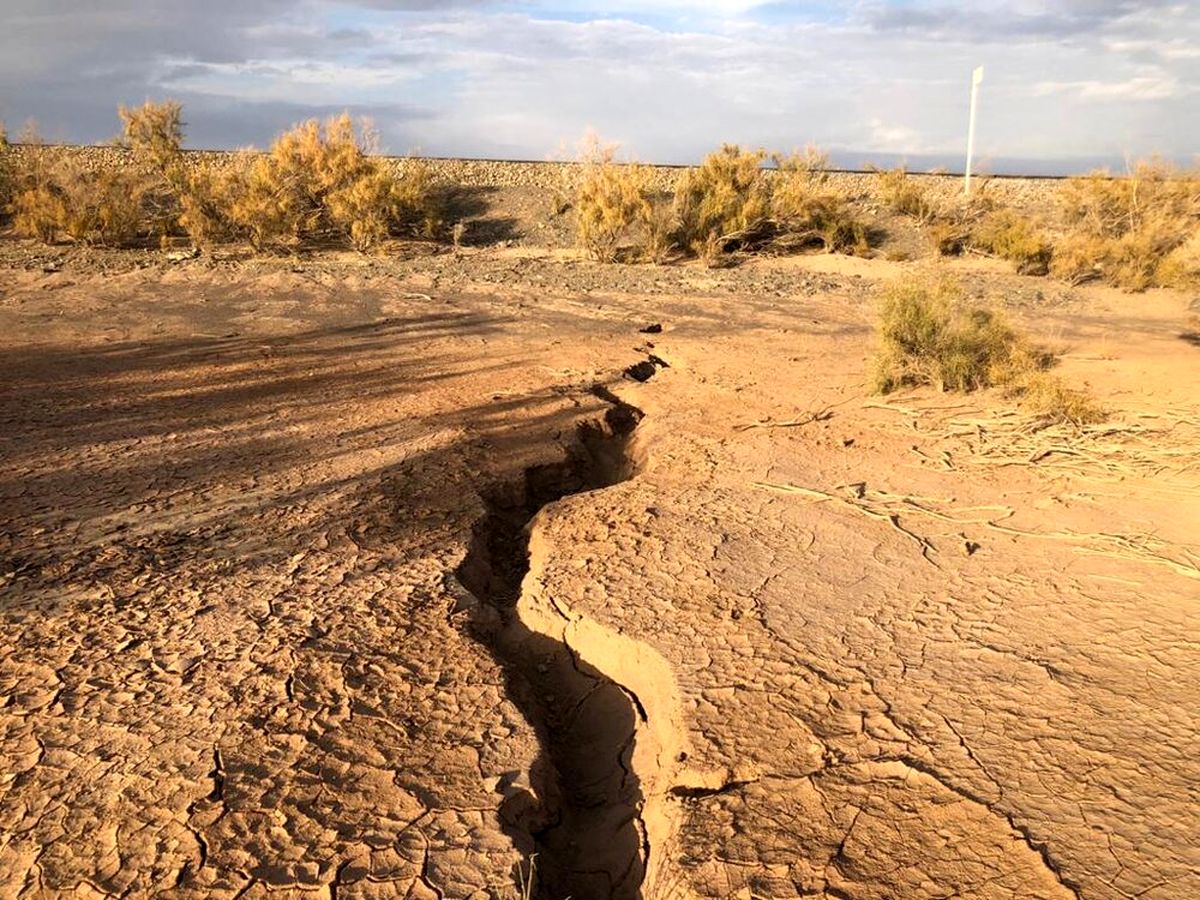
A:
[1,241,1198,899]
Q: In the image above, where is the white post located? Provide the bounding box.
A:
[965,65,984,196]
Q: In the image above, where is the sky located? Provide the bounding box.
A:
[1,0,1197,174]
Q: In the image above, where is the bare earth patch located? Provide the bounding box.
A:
[0,244,1197,899]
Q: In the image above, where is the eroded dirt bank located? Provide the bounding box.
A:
[1,248,1198,898]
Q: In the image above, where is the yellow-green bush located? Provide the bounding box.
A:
[120,101,184,174]
[876,166,937,222]
[872,275,1104,421]
[119,101,188,243]
[1158,231,1200,288]
[574,141,650,261]
[660,144,867,262]
[9,127,149,248]
[970,208,1053,275]
[8,106,179,248]
[771,150,868,255]
[873,276,1034,393]
[54,161,149,246]
[220,115,440,252]
[176,157,244,247]
[10,142,62,242]
[674,145,770,251]
[0,122,12,216]
[1009,371,1105,426]
[7,104,442,253]
[1051,162,1200,290]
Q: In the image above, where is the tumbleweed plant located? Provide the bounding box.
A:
[969,208,1053,275]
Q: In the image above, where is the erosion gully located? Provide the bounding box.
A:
[453,365,680,900]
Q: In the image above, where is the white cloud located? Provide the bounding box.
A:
[2,0,1198,168]
[1035,75,1185,100]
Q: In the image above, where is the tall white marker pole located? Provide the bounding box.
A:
[965,65,984,196]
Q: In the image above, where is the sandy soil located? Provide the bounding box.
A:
[0,241,1197,899]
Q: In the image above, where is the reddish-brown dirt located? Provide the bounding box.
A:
[0,240,1197,899]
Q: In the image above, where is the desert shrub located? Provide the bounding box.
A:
[220,151,307,251]
[14,160,147,247]
[1051,162,1200,289]
[1158,231,1200,288]
[390,158,442,238]
[574,137,672,262]
[9,124,58,240]
[119,100,188,242]
[573,141,868,263]
[0,122,12,215]
[52,160,149,246]
[9,106,173,247]
[5,105,440,252]
[177,156,247,247]
[771,149,868,255]
[695,230,736,268]
[219,115,439,252]
[641,201,677,264]
[873,276,1036,393]
[876,167,936,222]
[1009,372,1105,426]
[928,218,971,256]
[120,101,184,175]
[10,126,147,247]
[970,208,1052,275]
[575,141,650,261]
[674,145,770,250]
[328,166,402,251]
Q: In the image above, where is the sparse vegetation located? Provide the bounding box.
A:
[880,171,1052,276]
[875,166,937,223]
[0,122,13,217]
[673,145,771,254]
[573,137,660,262]
[1009,371,1106,426]
[970,208,1053,275]
[1158,231,1200,289]
[216,115,441,252]
[176,156,244,248]
[1051,161,1200,290]
[873,274,1104,423]
[119,101,187,244]
[627,143,868,265]
[873,276,1031,394]
[5,103,442,253]
[573,140,867,264]
[771,148,869,255]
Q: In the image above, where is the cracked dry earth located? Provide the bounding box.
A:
[1,251,1198,899]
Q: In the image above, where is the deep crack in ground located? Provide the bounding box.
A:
[454,381,663,900]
